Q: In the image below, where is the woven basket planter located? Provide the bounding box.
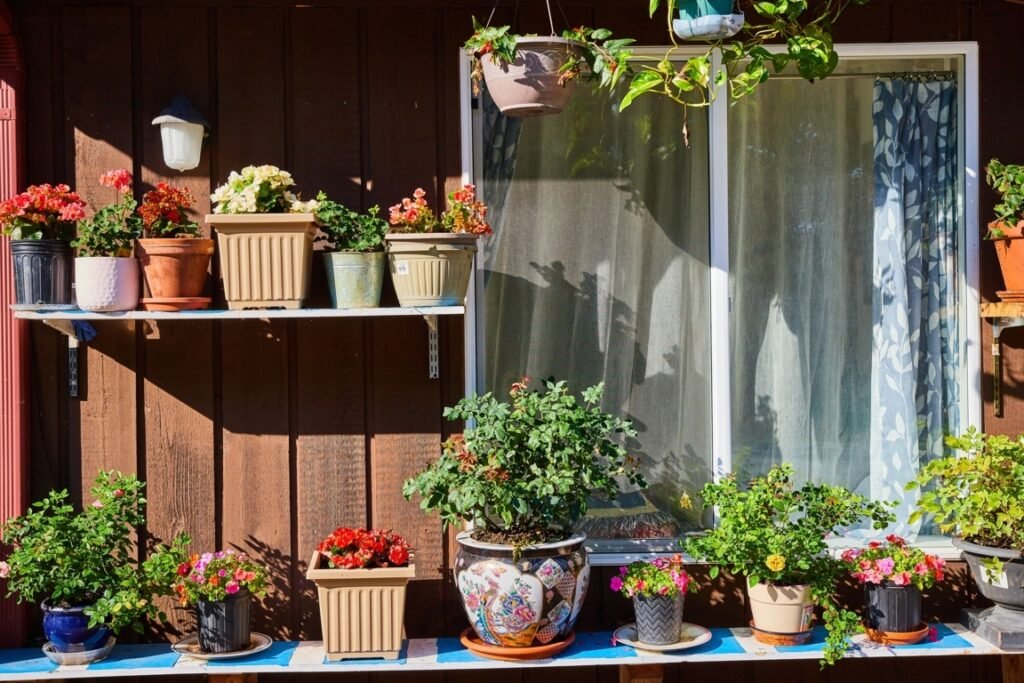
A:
[306,551,415,661]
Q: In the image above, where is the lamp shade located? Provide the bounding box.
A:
[152,96,210,172]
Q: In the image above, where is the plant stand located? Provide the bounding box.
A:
[963,607,1024,650]
[981,303,1024,417]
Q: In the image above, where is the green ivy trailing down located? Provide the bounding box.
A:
[985,159,1024,237]
[685,464,894,666]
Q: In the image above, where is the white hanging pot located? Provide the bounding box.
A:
[673,12,744,41]
[74,256,140,312]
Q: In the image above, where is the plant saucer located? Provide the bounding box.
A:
[42,635,116,665]
[612,623,712,653]
[864,622,930,646]
[748,621,814,646]
[172,632,273,660]
[459,628,575,661]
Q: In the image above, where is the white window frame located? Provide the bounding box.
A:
[460,42,981,565]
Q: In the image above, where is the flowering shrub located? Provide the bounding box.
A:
[609,555,697,600]
[139,182,201,238]
[840,535,945,590]
[172,550,268,605]
[388,185,491,236]
[0,183,86,240]
[313,194,388,253]
[73,169,142,257]
[316,527,411,569]
[0,471,189,635]
[210,165,317,214]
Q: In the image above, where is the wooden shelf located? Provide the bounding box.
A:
[981,303,1024,318]
[12,305,464,322]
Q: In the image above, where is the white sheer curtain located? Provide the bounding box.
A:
[479,85,713,545]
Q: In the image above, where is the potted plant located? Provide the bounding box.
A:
[985,159,1024,298]
[839,535,945,645]
[305,527,413,660]
[0,471,188,662]
[385,185,490,307]
[609,555,698,646]
[313,194,389,309]
[207,165,319,310]
[673,0,744,41]
[685,464,894,665]
[403,378,645,656]
[171,548,269,654]
[136,181,214,311]
[910,428,1024,620]
[0,183,85,309]
[72,169,142,312]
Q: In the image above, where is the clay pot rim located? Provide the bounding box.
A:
[952,536,1023,561]
[988,220,1024,239]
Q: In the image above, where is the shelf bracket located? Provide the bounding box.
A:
[992,317,1024,417]
[424,314,439,380]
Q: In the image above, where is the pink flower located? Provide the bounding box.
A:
[915,562,930,575]
[875,558,895,576]
[862,569,883,584]
[91,500,103,509]
[218,569,228,578]
[609,576,623,592]
[225,581,239,594]
[99,169,132,193]
[0,561,10,578]
[112,489,124,498]
[892,571,912,586]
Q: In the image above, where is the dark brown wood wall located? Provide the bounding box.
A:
[9,1,1023,681]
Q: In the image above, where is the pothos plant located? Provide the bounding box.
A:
[403,378,645,550]
[685,463,894,665]
[73,169,142,257]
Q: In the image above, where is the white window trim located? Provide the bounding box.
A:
[460,43,980,566]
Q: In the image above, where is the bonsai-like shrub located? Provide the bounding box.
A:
[139,182,201,238]
[316,527,410,569]
[609,555,697,600]
[387,185,491,236]
[986,159,1024,237]
[685,464,894,665]
[171,549,268,606]
[0,471,189,634]
[313,194,388,253]
[909,428,1024,552]
[0,183,86,241]
[74,169,141,257]
[839,535,946,590]
[210,165,318,214]
[403,378,645,547]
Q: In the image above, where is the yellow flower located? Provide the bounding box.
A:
[765,554,786,572]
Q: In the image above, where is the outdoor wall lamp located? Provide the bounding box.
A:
[152,96,209,172]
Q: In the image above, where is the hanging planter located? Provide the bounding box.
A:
[479,36,582,117]
[673,0,744,41]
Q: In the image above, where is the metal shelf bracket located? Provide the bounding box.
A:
[424,314,439,380]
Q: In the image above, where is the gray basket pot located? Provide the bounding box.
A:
[633,593,683,646]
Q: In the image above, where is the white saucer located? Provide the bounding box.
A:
[172,632,273,660]
[613,622,713,653]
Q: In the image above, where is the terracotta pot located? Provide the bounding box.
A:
[74,256,139,312]
[747,581,814,635]
[480,37,581,117]
[136,237,214,299]
[207,213,316,310]
[454,531,589,648]
[991,220,1024,294]
[385,233,477,307]
[306,551,415,661]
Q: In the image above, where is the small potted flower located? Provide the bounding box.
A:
[207,165,319,309]
[840,535,945,644]
[313,194,389,309]
[305,527,413,660]
[72,169,142,312]
[0,183,85,308]
[0,471,188,662]
[685,464,894,665]
[985,159,1024,297]
[136,181,214,311]
[609,555,698,646]
[172,549,269,654]
[384,185,490,307]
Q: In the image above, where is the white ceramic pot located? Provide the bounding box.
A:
[747,581,814,634]
[74,256,140,312]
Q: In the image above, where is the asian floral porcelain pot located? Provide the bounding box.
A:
[455,530,589,648]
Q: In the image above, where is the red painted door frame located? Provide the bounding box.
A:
[0,0,28,648]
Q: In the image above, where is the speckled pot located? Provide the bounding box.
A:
[74,256,139,312]
[455,531,589,648]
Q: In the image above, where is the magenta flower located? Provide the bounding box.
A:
[225,581,239,594]
[875,557,895,576]
[610,576,623,592]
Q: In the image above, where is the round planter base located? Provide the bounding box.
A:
[749,621,814,647]
[459,628,574,661]
[42,636,115,666]
[864,622,929,646]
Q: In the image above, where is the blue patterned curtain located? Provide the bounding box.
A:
[871,77,959,536]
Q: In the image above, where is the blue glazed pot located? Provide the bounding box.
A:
[41,600,112,653]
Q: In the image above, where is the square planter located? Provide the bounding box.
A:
[206,213,316,310]
[305,551,415,660]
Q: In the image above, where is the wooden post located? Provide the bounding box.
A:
[619,664,665,683]
[1004,655,1024,683]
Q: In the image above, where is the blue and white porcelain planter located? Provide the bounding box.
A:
[455,531,590,648]
[40,601,112,654]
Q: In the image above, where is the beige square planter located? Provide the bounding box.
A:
[207,213,316,310]
[306,551,415,661]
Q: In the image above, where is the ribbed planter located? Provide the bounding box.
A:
[385,233,476,307]
[74,256,139,312]
[9,239,73,309]
[323,251,385,309]
[136,237,214,300]
[747,581,814,636]
[454,531,589,648]
[480,37,581,117]
[633,594,684,646]
[865,583,922,632]
[305,551,415,661]
[991,221,1024,295]
[207,213,316,310]
[197,588,252,654]
[41,601,112,655]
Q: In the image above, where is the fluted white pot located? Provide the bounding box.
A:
[74,256,139,312]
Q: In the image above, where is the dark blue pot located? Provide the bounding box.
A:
[41,600,112,653]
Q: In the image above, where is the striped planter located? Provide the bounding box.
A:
[865,584,922,633]
[197,589,252,654]
[306,552,415,661]
[633,594,683,646]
